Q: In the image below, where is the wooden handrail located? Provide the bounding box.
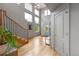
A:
[5,15,28,31]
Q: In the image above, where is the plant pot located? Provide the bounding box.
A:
[0,44,7,55]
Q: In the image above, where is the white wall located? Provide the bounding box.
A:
[70,4,79,56]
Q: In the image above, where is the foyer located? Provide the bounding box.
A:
[0,3,79,56]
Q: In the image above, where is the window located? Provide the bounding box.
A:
[35,24,40,32]
[25,12,32,22]
[25,3,32,12]
[34,17,40,32]
[44,9,51,16]
[48,9,51,15]
[45,25,49,32]
[35,17,39,24]
[44,10,48,16]
[35,9,39,16]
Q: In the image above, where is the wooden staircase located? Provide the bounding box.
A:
[0,9,29,56]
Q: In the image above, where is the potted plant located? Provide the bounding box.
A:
[0,26,7,55]
[0,26,20,55]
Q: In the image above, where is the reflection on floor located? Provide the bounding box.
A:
[22,36,59,56]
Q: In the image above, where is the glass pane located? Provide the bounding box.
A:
[35,17,39,24]
[35,24,39,32]
[35,9,39,16]
[45,25,49,32]
[44,9,51,16]
[48,9,51,15]
[44,10,48,16]
[25,3,32,12]
[25,12,32,22]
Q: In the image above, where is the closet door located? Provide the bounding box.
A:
[54,11,64,55]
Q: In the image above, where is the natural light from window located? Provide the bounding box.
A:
[44,9,51,16]
[35,17,39,24]
[44,10,48,16]
[25,12,32,22]
[35,9,39,16]
[25,3,32,12]
[48,9,51,15]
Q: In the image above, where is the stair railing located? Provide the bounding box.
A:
[2,10,28,39]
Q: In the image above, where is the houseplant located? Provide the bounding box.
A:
[0,26,6,45]
[0,26,20,55]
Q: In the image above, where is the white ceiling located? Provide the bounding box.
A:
[33,3,62,12]
[45,3,61,12]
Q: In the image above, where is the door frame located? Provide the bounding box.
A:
[53,7,70,56]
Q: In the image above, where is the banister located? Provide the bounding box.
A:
[5,15,28,31]
[0,9,28,31]
[1,9,28,39]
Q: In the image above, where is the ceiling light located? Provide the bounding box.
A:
[17,3,20,5]
[37,4,40,7]
[34,6,37,8]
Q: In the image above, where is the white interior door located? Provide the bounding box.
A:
[54,8,69,56]
[55,11,64,55]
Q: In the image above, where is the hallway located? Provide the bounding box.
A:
[0,3,79,56]
[22,36,59,56]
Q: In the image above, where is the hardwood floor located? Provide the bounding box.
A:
[22,36,59,56]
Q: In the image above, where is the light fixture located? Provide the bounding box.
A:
[17,3,20,5]
[37,4,40,7]
[34,6,37,8]
[34,4,40,9]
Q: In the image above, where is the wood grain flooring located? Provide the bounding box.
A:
[22,36,59,56]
